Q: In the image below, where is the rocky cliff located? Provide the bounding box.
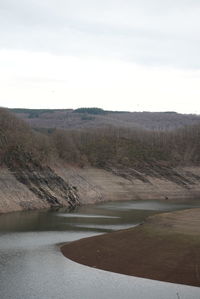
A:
[0,153,79,214]
[1,154,200,214]
[55,164,200,204]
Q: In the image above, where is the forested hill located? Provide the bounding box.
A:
[1,107,200,213]
[1,107,200,168]
[11,108,200,131]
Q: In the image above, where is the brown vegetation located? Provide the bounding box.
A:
[2,108,200,172]
[50,125,200,170]
[12,108,200,131]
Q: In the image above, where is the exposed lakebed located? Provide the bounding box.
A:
[0,199,200,299]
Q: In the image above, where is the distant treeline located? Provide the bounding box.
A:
[11,108,73,119]
[73,107,106,115]
[1,108,200,168]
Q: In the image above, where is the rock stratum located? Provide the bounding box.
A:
[1,159,200,213]
[0,153,80,213]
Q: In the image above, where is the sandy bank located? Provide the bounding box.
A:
[61,208,200,287]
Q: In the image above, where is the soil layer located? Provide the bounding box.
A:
[61,208,200,287]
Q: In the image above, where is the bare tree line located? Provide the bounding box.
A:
[1,108,200,168]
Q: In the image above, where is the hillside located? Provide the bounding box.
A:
[1,107,200,213]
[0,108,79,213]
[11,108,200,131]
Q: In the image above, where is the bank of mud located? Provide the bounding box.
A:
[61,208,200,287]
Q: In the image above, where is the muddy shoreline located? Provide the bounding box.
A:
[61,208,200,287]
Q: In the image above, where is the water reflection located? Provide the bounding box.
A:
[57,213,120,218]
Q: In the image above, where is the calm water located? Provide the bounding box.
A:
[0,199,200,299]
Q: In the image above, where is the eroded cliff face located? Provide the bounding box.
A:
[1,156,200,214]
[0,152,79,214]
[55,164,200,204]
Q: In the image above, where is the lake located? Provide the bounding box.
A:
[0,199,200,299]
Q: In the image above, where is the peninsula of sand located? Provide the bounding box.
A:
[61,208,200,287]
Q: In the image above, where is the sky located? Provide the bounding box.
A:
[0,0,200,113]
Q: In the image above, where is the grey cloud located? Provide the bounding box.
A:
[0,0,200,69]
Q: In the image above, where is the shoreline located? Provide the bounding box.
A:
[2,163,200,214]
[61,208,200,287]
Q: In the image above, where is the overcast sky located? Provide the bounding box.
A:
[1,0,200,113]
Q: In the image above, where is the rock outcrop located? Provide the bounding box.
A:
[1,153,200,214]
[55,164,200,204]
[0,152,79,213]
